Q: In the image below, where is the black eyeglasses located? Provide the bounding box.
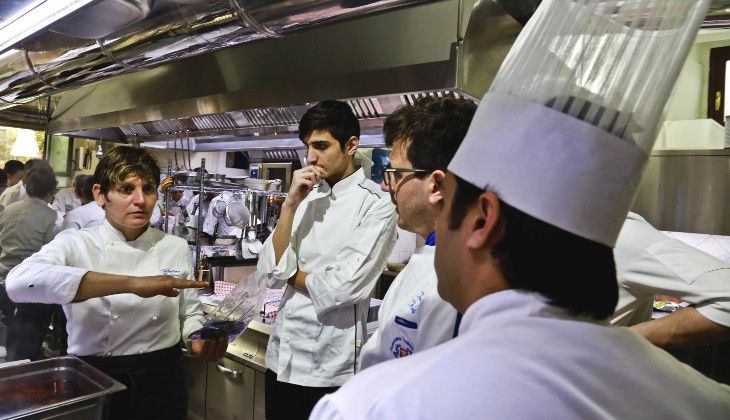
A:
[381,164,430,188]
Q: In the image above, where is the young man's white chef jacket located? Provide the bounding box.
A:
[6,221,205,356]
[257,168,397,387]
[0,181,26,208]
[312,290,730,419]
[203,192,242,237]
[612,212,730,328]
[60,201,105,231]
[52,187,82,218]
[359,245,456,370]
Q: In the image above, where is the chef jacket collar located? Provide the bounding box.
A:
[311,167,365,200]
[100,219,157,246]
[459,289,607,336]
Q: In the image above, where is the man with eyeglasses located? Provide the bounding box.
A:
[256,100,397,419]
[358,96,477,371]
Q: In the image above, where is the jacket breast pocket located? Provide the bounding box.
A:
[649,239,728,285]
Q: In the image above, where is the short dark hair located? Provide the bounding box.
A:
[24,159,43,172]
[298,100,360,148]
[24,163,57,198]
[3,160,24,176]
[448,175,618,320]
[94,146,160,194]
[78,175,95,202]
[73,174,89,198]
[384,96,477,172]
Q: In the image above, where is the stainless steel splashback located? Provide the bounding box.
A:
[632,149,730,235]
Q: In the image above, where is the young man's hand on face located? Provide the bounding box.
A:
[285,166,328,209]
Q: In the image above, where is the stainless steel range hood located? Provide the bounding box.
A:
[42,0,522,147]
[8,0,728,149]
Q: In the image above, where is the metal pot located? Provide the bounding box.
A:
[174,171,209,185]
[208,173,227,182]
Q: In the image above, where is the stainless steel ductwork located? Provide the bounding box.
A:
[41,0,527,146]
[0,0,438,107]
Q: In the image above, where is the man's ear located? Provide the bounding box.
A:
[427,170,446,206]
[346,136,359,156]
[465,191,503,250]
[93,184,106,209]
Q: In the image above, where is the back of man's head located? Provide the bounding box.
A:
[24,163,57,200]
[3,160,24,176]
[78,175,95,203]
[298,100,360,148]
[384,97,477,171]
[24,159,44,172]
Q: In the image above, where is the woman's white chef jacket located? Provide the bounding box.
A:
[359,245,456,370]
[612,212,730,327]
[6,221,205,356]
[311,290,730,419]
[60,201,106,231]
[257,168,397,387]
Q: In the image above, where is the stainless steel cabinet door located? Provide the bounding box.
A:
[206,358,256,420]
[184,355,207,420]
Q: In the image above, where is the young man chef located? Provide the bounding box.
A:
[6,146,225,420]
[311,0,730,418]
[256,100,397,419]
[358,96,475,370]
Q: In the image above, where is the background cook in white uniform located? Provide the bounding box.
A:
[612,212,730,347]
[358,245,455,370]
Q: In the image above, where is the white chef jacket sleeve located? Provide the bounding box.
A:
[615,217,730,328]
[5,230,88,304]
[178,247,206,348]
[306,201,397,316]
[256,230,298,289]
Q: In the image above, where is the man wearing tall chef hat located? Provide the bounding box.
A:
[256,100,397,419]
[311,1,730,418]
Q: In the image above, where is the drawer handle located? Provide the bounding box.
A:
[217,364,243,379]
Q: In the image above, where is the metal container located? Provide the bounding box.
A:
[0,356,126,420]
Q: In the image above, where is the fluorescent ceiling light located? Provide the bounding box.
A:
[0,0,98,54]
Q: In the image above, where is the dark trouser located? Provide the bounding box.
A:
[265,369,339,420]
[0,286,57,361]
[80,345,188,420]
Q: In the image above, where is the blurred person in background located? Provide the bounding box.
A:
[52,174,86,219]
[0,160,24,205]
[0,163,59,361]
[0,158,41,208]
[60,174,105,231]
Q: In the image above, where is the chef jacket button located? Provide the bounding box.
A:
[286,310,292,316]
[112,314,119,320]
[152,314,158,321]
[300,258,306,263]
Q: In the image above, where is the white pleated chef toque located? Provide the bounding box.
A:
[449,0,710,246]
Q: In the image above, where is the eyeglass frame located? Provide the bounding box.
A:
[381,164,431,189]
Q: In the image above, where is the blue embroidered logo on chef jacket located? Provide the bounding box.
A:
[394,316,418,329]
[160,268,182,278]
[390,336,414,358]
[408,290,425,314]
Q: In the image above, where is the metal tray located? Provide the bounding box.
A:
[0,356,126,419]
